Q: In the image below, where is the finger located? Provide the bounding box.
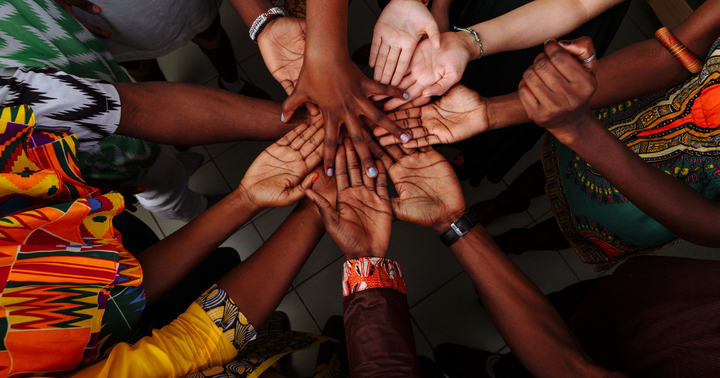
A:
[300,125,325,159]
[361,158,375,190]
[388,107,421,122]
[290,120,320,150]
[306,102,320,116]
[398,94,432,110]
[305,141,325,169]
[369,36,382,68]
[383,79,420,111]
[517,80,541,115]
[364,128,395,169]
[380,46,402,84]
[382,141,406,161]
[345,118,376,180]
[281,90,310,123]
[72,0,101,14]
[373,43,392,82]
[324,114,340,177]
[291,172,321,198]
[375,160,390,202]
[425,21,442,50]
[362,77,408,102]
[334,139,349,190]
[360,101,411,145]
[305,188,339,228]
[532,52,570,92]
[81,21,112,38]
[521,66,555,105]
[420,76,456,97]
[278,123,310,146]
[548,38,597,80]
[391,47,414,86]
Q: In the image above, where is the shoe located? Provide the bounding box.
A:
[434,343,497,378]
[218,77,272,101]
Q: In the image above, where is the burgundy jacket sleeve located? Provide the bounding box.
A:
[341,257,421,378]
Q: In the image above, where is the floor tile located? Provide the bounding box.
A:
[188,161,233,196]
[295,258,346,328]
[508,250,580,294]
[277,290,323,377]
[205,141,241,158]
[214,141,274,188]
[411,273,505,352]
[412,318,435,358]
[220,223,265,260]
[605,15,647,55]
[218,1,261,63]
[183,146,212,166]
[526,195,551,222]
[461,178,507,209]
[158,42,218,85]
[483,211,534,237]
[534,210,554,224]
[654,241,720,261]
[240,53,288,102]
[501,137,543,185]
[129,206,163,239]
[347,0,377,55]
[497,346,510,355]
[252,204,299,240]
[294,235,344,286]
[154,216,188,238]
[557,248,605,281]
[387,221,463,307]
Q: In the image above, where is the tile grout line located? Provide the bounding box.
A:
[211,158,235,194]
[293,287,323,331]
[149,211,167,239]
[293,255,345,288]
[409,270,464,310]
[556,250,583,282]
[410,315,434,356]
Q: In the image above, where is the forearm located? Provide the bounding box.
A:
[471,0,624,57]
[305,0,349,57]
[445,226,607,378]
[217,200,325,328]
[114,82,301,145]
[137,189,261,304]
[226,0,274,28]
[557,118,720,246]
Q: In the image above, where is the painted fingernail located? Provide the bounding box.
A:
[281,113,285,122]
[401,134,410,143]
[403,93,410,99]
[327,168,334,177]
[92,4,101,12]
[368,167,377,177]
[312,175,319,183]
[559,40,572,46]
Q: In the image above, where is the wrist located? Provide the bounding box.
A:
[550,111,599,147]
[256,16,281,44]
[297,198,325,227]
[432,206,468,234]
[455,28,483,61]
[233,184,263,214]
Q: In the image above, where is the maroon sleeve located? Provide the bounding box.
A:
[341,258,420,378]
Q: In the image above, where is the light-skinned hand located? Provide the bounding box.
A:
[305,139,392,260]
[370,0,441,86]
[239,121,324,209]
[374,84,488,147]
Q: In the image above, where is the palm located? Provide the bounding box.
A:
[420,85,488,143]
[389,149,464,229]
[258,17,306,95]
[332,186,392,258]
[241,123,324,208]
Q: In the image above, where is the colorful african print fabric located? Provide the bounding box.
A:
[196,284,258,352]
[543,37,720,270]
[342,257,405,296]
[0,0,160,183]
[0,104,145,376]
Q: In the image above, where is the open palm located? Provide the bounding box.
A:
[375,85,488,147]
[240,121,324,208]
[258,17,306,96]
[306,139,392,259]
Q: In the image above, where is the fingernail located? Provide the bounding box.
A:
[401,134,410,143]
[312,175,319,183]
[368,167,377,177]
[544,38,556,45]
[327,168,334,177]
[403,93,410,99]
[92,4,101,12]
[423,94,434,98]
[559,40,572,46]
[281,113,285,122]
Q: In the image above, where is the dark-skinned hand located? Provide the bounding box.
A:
[52,0,111,38]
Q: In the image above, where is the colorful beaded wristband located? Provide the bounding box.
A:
[655,27,703,74]
[249,7,286,43]
[453,26,484,60]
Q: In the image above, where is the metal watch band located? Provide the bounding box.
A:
[439,211,479,247]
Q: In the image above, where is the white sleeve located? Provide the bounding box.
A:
[0,66,121,151]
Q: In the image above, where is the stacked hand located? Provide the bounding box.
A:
[383,31,480,111]
[370,0,441,86]
[518,37,599,142]
[374,84,488,147]
[52,0,111,38]
[239,121,324,209]
[306,139,392,259]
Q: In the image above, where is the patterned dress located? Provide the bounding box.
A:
[542,37,720,270]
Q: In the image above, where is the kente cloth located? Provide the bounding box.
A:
[0,104,145,377]
[542,37,720,270]
[0,0,160,183]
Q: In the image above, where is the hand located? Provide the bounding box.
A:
[304,165,337,220]
[366,136,466,232]
[383,31,480,111]
[374,84,488,147]
[281,53,411,178]
[239,122,324,209]
[370,0,441,86]
[305,139,392,259]
[518,38,599,143]
[257,17,319,115]
[52,0,111,38]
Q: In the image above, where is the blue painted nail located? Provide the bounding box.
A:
[327,168,334,177]
[403,93,410,99]
[401,134,410,143]
[281,113,285,122]
[368,167,377,177]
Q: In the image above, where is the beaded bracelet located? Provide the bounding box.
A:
[249,7,286,43]
[453,26,484,60]
[655,27,703,74]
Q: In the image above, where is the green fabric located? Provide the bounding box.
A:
[0,0,160,183]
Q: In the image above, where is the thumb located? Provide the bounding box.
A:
[424,21,441,50]
[390,197,406,222]
[421,78,452,98]
[305,188,338,227]
[557,37,597,74]
[282,89,310,123]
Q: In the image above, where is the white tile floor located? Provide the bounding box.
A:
[138,1,720,376]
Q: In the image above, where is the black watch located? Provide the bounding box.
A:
[439,211,480,247]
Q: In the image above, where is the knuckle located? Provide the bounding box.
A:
[352,134,365,145]
[549,49,566,63]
